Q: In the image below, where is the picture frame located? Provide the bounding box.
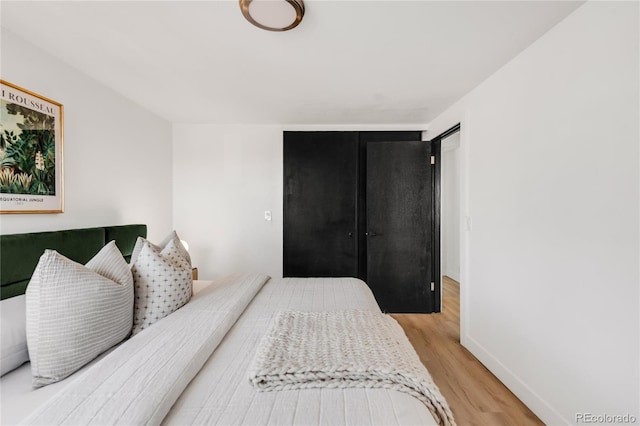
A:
[0,80,64,213]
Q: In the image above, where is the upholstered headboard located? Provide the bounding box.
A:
[0,224,146,300]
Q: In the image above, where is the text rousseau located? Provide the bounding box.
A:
[1,88,56,116]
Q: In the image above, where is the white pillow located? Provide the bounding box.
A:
[131,235,192,336]
[0,295,29,376]
[26,241,134,388]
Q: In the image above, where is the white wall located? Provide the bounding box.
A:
[441,132,461,282]
[428,2,639,424]
[172,125,283,280]
[0,30,173,241]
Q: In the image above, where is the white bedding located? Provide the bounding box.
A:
[247,310,454,425]
[0,345,115,425]
[22,274,268,425]
[164,277,437,425]
[0,280,214,425]
[1,276,439,426]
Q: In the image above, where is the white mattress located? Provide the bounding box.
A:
[164,277,437,425]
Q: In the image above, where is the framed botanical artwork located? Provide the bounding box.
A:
[0,80,64,213]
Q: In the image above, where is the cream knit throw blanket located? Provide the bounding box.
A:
[248,310,456,426]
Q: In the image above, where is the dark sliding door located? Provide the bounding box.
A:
[283,132,359,277]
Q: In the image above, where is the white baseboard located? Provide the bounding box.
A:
[463,335,570,425]
[443,269,460,283]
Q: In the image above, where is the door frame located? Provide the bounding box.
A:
[429,123,461,313]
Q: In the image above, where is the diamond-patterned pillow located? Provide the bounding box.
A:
[130,230,191,267]
[131,236,192,336]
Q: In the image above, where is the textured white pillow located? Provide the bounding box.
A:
[0,295,29,376]
[131,236,192,336]
[26,241,134,388]
[130,230,191,267]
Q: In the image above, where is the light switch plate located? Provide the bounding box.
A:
[264,210,272,221]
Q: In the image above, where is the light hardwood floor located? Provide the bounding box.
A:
[392,277,544,426]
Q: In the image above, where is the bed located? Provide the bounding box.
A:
[0,225,453,426]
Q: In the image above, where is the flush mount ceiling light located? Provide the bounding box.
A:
[239,0,305,32]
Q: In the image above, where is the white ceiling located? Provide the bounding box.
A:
[1,1,583,125]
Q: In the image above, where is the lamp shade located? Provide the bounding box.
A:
[240,0,305,32]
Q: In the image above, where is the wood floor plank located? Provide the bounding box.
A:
[392,276,544,426]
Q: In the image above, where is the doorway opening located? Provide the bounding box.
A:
[432,124,461,325]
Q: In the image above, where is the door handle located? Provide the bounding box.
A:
[365,232,379,237]
[348,232,353,238]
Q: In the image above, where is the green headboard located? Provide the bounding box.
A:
[0,224,146,300]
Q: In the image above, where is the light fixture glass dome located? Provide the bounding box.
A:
[239,0,305,32]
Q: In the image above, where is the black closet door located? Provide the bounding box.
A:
[357,131,423,281]
[283,132,359,277]
[366,141,433,313]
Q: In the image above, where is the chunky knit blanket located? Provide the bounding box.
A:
[248,310,456,426]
